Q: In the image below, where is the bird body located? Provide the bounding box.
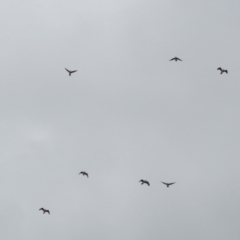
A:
[217,67,228,74]
[170,57,182,61]
[139,179,150,186]
[39,208,50,214]
[161,182,175,187]
[65,68,77,76]
[79,171,89,178]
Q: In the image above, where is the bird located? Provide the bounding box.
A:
[217,67,228,74]
[39,208,50,214]
[79,171,89,178]
[65,68,77,76]
[170,57,182,61]
[161,182,175,187]
[139,179,150,186]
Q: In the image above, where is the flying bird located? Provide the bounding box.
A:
[170,57,182,61]
[161,182,175,187]
[39,208,50,214]
[217,67,228,74]
[139,179,150,186]
[79,171,89,178]
[65,68,77,76]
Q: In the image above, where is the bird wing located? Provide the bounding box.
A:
[161,182,168,185]
[169,58,175,61]
[168,182,175,185]
[79,172,83,175]
[146,181,150,186]
[70,70,77,73]
[139,179,143,182]
[225,70,228,73]
[65,68,70,73]
[217,67,222,71]
[176,58,182,61]
[39,208,44,211]
[85,173,89,177]
[46,210,50,214]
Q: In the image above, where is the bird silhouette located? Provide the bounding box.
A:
[79,171,89,178]
[217,67,228,74]
[39,208,50,214]
[139,179,150,186]
[170,57,182,61]
[161,182,175,187]
[65,68,77,76]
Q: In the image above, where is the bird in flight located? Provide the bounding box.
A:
[217,67,228,74]
[161,182,175,187]
[139,179,150,186]
[65,68,77,76]
[39,208,50,214]
[79,171,89,178]
[170,57,182,61]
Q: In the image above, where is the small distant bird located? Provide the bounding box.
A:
[39,208,50,214]
[79,171,89,178]
[139,179,150,186]
[65,68,77,76]
[217,67,228,74]
[170,57,182,61]
[161,182,175,187]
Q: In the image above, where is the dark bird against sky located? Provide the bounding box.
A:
[79,171,89,177]
[170,57,182,61]
[39,208,50,214]
[65,68,77,76]
[161,182,175,187]
[139,179,150,186]
[217,67,228,74]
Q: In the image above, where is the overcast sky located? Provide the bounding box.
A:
[1,0,240,239]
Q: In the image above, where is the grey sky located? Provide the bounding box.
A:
[1,0,240,239]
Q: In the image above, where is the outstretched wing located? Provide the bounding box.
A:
[65,68,70,73]
[79,171,88,177]
[225,70,228,73]
[217,67,222,71]
[39,208,44,211]
[70,70,77,73]
[168,182,175,185]
[169,58,175,61]
[146,181,150,186]
[46,210,50,214]
[176,57,182,61]
[161,182,168,185]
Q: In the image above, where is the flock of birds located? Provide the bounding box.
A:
[39,56,227,215]
[39,171,175,215]
[64,57,228,77]
[138,179,175,187]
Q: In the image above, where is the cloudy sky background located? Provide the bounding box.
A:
[1,0,240,239]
